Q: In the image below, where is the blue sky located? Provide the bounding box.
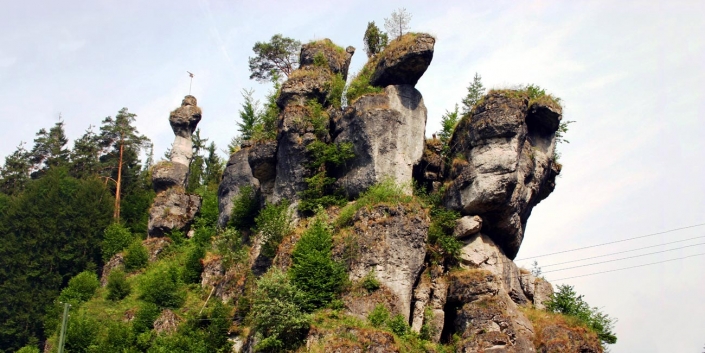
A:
[2,0,704,351]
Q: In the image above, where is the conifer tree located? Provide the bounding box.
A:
[203,142,224,187]
[69,125,102,179]
[462,73,485,115]
[237,89,260,141]
[187,129,207,192]
[97,108,150,221]
[363,21,388,58]
[0,142,31,195]
[29,119,70,178]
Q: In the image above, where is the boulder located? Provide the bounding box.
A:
[147,187,201,237]
[153,309,181,335]
[100,253,124,286]
[299,39,355,80]
[412,138,444,192]
[369,33,435,87]
[217,147,260,228]
[453,215,483,239]
[343,203,428,321]
[443,91,562,259]
[333,85,427,198]
[520,273,554,310]
[151,161,189,192]
[277,66,332,108]
[169,95,202,138]
[142,237,172,262]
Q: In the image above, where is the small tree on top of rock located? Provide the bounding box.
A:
[462,72,485,115]
[384,8,413,40]
[363,21,389,58]
[248,34,302,83]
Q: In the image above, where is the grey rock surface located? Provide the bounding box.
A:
[299,39,355,80]
[147,187,201,237]
[248,140,277,202]
[412,138,444,193]
[454,215,483,239]
[443,91,562,259]
[334,85,427,198]
[370,33,435,87]
[345,204,429,321]
[151,161,189,192]
[217,147,260,228]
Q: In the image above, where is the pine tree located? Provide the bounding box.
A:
[29,119,70,178]
[0,142,31,196]
[203,142,223,188]
[187,129,208,191]
[237,89,261,141]
[363,22,388,58]
[69,125,102,179]
[98,108,150,222]
[462,73,485,115]
[438,104,460,148]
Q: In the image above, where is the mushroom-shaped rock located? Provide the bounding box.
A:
[333,85,427,198]
[369,33,435,87]
[443,90,562,259]
[151,161,189,193]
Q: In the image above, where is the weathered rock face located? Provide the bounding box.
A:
[412,138,444,193]
[217,146,260,228]
[148,96,203,237]
[443,91,562,259]
[370,33,435,87]
[148,187,201,237]
[248,140,277,201]
[333,85,427,198]
[299,39,355,80]
[445,270,536,353]
[342,203,428,321]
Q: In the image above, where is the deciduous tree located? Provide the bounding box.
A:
[248,34,301,83]
[384,8,412,40]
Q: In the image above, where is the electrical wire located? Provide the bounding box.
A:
[549,252,705,281]
[515,222,705,261]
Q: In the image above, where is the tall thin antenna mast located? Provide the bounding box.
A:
[187,71,194,95]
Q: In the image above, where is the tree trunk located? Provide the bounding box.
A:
[113,135,124,221]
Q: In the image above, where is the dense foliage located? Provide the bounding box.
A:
[248,34,301,83]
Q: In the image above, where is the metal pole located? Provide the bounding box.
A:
[57,302,70,353]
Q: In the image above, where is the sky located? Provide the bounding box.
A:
[1,0,704,351]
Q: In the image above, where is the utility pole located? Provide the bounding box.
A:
[57,302,70,353]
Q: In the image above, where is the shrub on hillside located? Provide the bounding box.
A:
[139,266,186,309]
[229,185,259,231]
[16,346,40,353]
[102,223,134,261]
[64,314,100,353]
[182,245,205,284]
[290,216,346,310]
[133,302,161,334]
[124,240,149,272]
[106,269,131,301]
[58,271,100,304]
[256,201,292,258]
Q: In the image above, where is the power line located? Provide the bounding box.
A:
[541,235,705,268]
[515,222,705,261]
[543,242,705,273]
[548,252,705,281]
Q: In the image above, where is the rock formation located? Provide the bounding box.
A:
[147,96,203,237]
[443,91,562,259]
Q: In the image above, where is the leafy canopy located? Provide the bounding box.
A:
[248,34,301,83]
[363,21,389,58]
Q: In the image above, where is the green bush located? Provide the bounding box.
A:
[102,223,134,261]
[16,346,40,353]
[545,284,617,348]
[290,217,346,310]
[427,207,462,264]
[368,304,389,328]
[96,321,135,353]
[64,314,100,353]
[252,268,310,352]
[182,245,205,284]
[214,227,249,269]
[133,302,161,334]
[124,241,149,272]
[58,271,100,304]
[166,229,185,246]
[387,314,410,337]
[229,185,259,231]
[361,270,380,292]
[139,266,186,309]
[106,269,131,301]
[256,201,292,258]
[326,73,346,108]
[345,65,383,103]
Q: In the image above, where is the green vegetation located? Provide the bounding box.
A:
[545,284,617,348]
[229,185,259,231]
[363,21,389,57]
[248,34,301,83]
[252,268,310,352]
[326,73,346,108]
[124,240,149,272]
[256,200,292,258]
[58,271,100,305]
[336,179,415,227]
[139,266,186,309]
[15,346,40,353]
[368,304,390,327]
[102,224,134,262]
[290,216,346,310]
[299,140,355,214]
[461,72,485,115]
[345,64,384,103]
[427,207,463,265]
[181,245,205,284]
[106,270,131,301]
[360,270,381,292]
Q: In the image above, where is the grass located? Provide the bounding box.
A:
[520,306,601,351]
[334,179,418,228]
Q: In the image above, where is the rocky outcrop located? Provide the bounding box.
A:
[299,39,355,80]
[369,33,435,87]
[412,138,444,193]
[148,187,201,237]
[453,215,483,238]
[446,270,536,352]
[148,96,203,237]
[333,85,427,198]
[153,309,181,335]
[443,91,562,259]
[218,146,260,228]
[248,140,277,201]
[100,253,124,286]
[342,203,428,321]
